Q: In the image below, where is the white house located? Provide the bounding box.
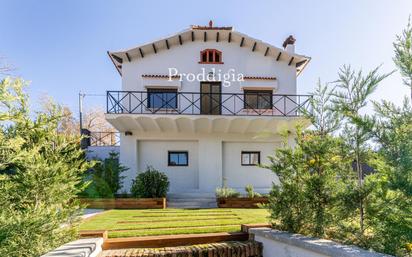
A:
[105,21,311,196]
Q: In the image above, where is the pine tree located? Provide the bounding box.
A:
[332,65,390,236]
[394,17,412,101]
[0,78,93,257]
[267,82,350,237]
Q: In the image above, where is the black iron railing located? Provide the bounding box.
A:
[81,129,120,147]
[89,131,120,146]
[107,91,312,117]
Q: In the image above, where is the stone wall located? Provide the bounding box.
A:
[249,228,392,257]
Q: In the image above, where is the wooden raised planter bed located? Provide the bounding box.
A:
[217,197,268,208]
[80,198,166,209]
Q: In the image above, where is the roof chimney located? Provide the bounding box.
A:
[282,35,296,53]
[209,20,213,27]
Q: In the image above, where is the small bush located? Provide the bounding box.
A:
[245,184,262,198]
[215,187,240,198]
[81,176,114,198]
[131,166,169,198]
[93,152,127,194]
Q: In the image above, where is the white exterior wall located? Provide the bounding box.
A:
[223,142,279,192]
[256,235,329,257]
[112,33,302,194]
[138,140,199,192]
[120,40,296,95]
[119,132,283,194]
[250,228,390,257]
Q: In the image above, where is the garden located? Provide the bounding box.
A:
[0,17,411,257]
[80,208,268,238]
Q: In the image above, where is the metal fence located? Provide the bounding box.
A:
[107,91,312,117]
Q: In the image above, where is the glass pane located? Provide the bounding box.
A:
[245,94,258,109]
[251,153,260,165]
[153,93,164,108]
[202,52,207,62]
[148,91,177,108]
[201,94,210,114]
[208,51,213,62]
[178,153,188,165]
[165,93,177,108]
[169,154,179,165]
[258,93,272,109]
[242,153,250,165]
[215,52,220,62]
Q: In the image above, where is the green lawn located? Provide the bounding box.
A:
[80,208,269,238]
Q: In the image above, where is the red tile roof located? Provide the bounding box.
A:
[191,25,233,30]
[142,74,181,79]
[244,76,276,80]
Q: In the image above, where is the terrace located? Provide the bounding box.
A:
[105,91,312,133]
[106,91,311,117]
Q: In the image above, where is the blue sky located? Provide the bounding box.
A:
[1,0,411,113]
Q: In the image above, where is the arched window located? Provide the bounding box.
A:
[199,49,223,64]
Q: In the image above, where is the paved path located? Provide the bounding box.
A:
[82,208,105,220]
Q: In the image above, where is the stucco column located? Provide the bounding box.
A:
[119,134,138,193]
[197,138,223,192]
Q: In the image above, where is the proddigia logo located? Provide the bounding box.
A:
[168,68,244,87]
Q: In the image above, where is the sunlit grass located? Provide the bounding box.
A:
[80,208,269,238]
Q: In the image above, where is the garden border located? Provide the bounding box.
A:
[80,198,166,209]
[217,197,268,208]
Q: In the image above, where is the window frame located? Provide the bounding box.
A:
[147,88,178,109]
[168,151,189,166]
[241,151,261,166]
[243,90,273,110]
[199,49,223,64]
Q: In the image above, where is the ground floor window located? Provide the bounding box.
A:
[168,151,188,166]
[147,88,178,109]
[244,90,273,109]
[241,151,260,166]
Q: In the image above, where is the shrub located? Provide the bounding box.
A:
[81,176,114,198]
[130,166,169,198]
[80,152,127,198]
[245,184,261,198]
[93,151,127,194]
[0,78,93,256]
[215,187,240,198]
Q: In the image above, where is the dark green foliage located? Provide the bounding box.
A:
[267,129,350,237]
[0,78,93,256]
[80,151,127,198]
[81,176,114,198]
[393,17,412,100]
[93,152,127,194]
[131,166,169,198]
[267,82,351,237]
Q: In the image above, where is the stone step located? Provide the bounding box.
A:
[167,201,218,209]
[167,192,215,199]
[168,198,216,202]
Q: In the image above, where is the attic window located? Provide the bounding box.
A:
[199,49,223,64]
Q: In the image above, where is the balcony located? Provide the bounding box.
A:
[105,91,312,134]
[81,129,120,148]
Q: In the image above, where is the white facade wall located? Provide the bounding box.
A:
[120,40,296,95]
[250,228,390,257]
[119,132,283,194]
[111,33,302,194]
[223,142,279,192]
[138,140,199,192]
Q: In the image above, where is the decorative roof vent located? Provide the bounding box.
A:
[282,35,296,48]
